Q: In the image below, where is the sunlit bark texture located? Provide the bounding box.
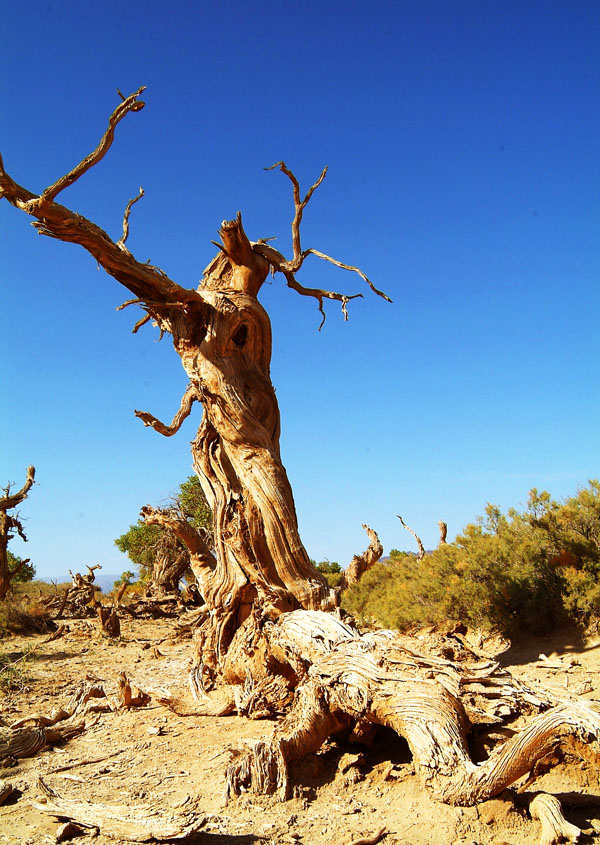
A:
[0,465,35,600]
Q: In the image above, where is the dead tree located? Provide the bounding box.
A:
[0,466,35,600]
[67,565,120,636]
[2,90,599,809]
[0,87,391,669]
[138,506,200,597]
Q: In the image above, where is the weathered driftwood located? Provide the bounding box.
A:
[530,792,581,845]
[33,776,204,841]
[9,681,109,731]
[225,610,600,806]
[346,828,387,845]
[0,723,85,761]
[1,682,113,762]
[43,565,121,629]
[116,671,151,709]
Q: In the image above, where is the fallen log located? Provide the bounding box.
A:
[0,722,85,761]
[33,777,205,842]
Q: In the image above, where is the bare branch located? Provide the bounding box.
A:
[300,248,392,303]
[283,269,362,329]
[141,505,216,567]
[131,313,153,334]
[0,92,204,308]
[86,564,101,581]
[8,515,28,543]
[265,161,328,264]
[257,163,391,324]
[117,186,145,251]
[135,384,198,437]
[252,241,363,328]
[397,515,425,561]
[1,466,35,511]
[29,87,146,210]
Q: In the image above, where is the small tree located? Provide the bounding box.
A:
[7,551,36,584]
[314,560,342,574]
[113,570,135,589]
[115,476,213,596]
[0,466,36,600]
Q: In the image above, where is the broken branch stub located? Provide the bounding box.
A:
[339,524,383,589]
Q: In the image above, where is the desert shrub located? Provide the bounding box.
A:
[342,482,600,636]
[313,560,343,588]
[0,641,40,693]
[0,588,54,636]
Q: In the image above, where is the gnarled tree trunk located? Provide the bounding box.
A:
[3,91,598,815]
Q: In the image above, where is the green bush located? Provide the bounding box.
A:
[342,481,600,636]
[7,551,36,583]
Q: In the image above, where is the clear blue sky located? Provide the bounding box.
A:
[2,0,599,579]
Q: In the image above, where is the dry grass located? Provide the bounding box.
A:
[0,580,63,637]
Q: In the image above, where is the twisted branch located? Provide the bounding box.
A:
[0,89,201,308]
[135,384,198,437]
[265,161,328,265]
[140,505,216,567]
[117,186,145,251]
[26,87,146,211]
[257,162,392,326]
[1,466,35,511]
[341,524,383,589]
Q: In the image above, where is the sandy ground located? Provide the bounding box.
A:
[1,616,599,845]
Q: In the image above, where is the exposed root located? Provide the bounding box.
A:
[225,612,600,807]
[530,792,581,844]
